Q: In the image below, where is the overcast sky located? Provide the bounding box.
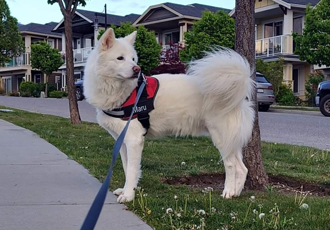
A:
[7,0,235,25]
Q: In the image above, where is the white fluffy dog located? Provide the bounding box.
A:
[83,28,255,203]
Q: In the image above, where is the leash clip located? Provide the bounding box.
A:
[138,71,147,85]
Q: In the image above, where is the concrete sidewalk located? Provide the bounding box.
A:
[0,119,152,230]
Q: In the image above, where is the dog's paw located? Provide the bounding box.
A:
[234,181,245,196]
[117,193,135,203]
[221,188,235,199]
[113,188,125,196]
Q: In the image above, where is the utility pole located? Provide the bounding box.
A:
[95,4,108,30]
[105,4,107,30]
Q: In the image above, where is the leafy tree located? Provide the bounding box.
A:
[31,41,63,97]
[256,58,284,98]
[47,0,86,124]
[180,10,235,62]
[293,0,330,66]
[99,23,161,74]
[235,0,268,189]
[0,0,24,66]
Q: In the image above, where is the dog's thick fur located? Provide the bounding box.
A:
[84,28,255,203]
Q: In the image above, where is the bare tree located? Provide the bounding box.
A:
[235,0,268,189]
[48,0,86,124]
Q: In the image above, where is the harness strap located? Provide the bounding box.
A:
[138,113,150,135]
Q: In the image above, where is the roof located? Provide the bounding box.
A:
[229,0,321,16]
[76,9,140,26]
[19,22,61,37]
[281,0,320,6]
[163,2,230,17]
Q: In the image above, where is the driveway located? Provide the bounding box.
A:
[1,96,329,150]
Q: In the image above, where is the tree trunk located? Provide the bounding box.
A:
[64,14,82,124]
[235,0,268,189]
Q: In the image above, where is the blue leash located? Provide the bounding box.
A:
[80,74,146,230]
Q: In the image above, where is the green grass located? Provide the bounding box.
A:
[270,106,320,112]
[1,106,330,230]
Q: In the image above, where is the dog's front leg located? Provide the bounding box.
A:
[113,144,128,196]
[117,138,144,203]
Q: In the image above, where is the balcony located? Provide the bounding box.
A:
[3,53,30,67]
[73,47,94,63]
[255,34,293,58]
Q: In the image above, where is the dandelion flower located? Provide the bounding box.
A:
[174,195,178,200]
[177,213,181,218]
[253,209,258,214]
[197,209,206,215]
[206,187,214,192]
[166,208,173,214]
[181,161,186,166]
[300,203,309,210]
[259,213,265,219]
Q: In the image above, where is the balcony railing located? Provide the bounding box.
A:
[255,34,293,58]
[4,53,30,67]
[73,47,94,63]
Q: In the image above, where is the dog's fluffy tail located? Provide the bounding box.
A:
[187,48,254,114]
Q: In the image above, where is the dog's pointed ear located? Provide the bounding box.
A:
[124,31,137,45]
[100,28,116,51]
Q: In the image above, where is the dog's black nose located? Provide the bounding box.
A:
[133,65,141,73]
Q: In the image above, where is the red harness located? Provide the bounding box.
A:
[103,76,159,131]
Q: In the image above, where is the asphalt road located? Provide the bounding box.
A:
[1,96,329,151]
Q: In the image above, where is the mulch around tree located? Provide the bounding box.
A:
[164,173,330,197]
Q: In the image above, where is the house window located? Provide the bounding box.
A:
[155,33,159,43]
[164,31,180,45]
[2,77,12,94]
[293,17,303,35]
[172,32,180,43]
[264,21,283,38]
[293,69,299,93]
[74,72,82,82]
[35,74,41,83]
[47,40,54,48]
[274,22,283,36]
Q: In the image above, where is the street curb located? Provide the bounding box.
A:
[270,105,319,111]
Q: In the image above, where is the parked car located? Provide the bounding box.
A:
[315,79,330,117]
[256,72,275,112]
[75,80,84,101]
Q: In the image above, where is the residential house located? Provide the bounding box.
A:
[133,3,230,47]
[52,9,140,90]
[231,0,321,98]
[0,22,62,94]
[53,3,229,90]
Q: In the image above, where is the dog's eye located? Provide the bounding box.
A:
[117,56,124,60]
[132,58,135,61]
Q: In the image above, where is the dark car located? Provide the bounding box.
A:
[256,72,275,112]
[75,80,84,101]
[315,80,330,117]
